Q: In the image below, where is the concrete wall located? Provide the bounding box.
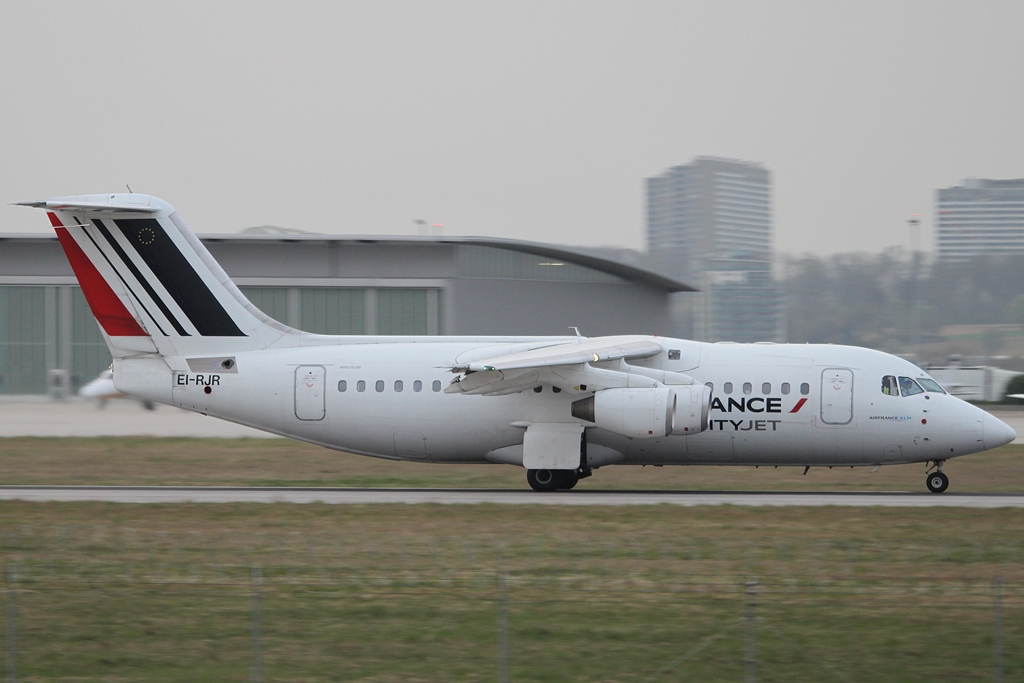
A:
[206,241,455,281]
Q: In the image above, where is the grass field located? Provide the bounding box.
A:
[0,438,1022,681]
[0,436,1022,492]
[1,503,1022,681]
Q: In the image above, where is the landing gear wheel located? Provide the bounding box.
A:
[527,469,561,492]
[926,471,949,494]
[560,471,580,490]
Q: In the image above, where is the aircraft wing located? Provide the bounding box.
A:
[447,336,667,396]
[459,336,662,372]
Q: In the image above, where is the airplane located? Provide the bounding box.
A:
[17,193,1017,494]
[79,368,157,410]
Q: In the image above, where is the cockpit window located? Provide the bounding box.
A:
[881,375,899,396]
[898,376,924,397]
[918,378,946,394]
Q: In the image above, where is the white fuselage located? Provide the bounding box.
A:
[118,336,1007,469]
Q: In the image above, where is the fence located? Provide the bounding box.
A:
[3,563,1021,682]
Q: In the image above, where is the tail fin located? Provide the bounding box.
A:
[18,194,293,358]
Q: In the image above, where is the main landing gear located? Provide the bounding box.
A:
[526,468,586,492]
[525,427,593,492]
[925,460,949,494]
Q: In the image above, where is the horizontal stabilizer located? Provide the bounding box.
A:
[15,197,163,215]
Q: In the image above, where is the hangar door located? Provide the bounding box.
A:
[295,365,326,421]
[820,368,854,425]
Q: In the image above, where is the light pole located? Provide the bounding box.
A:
[908,214,921,356]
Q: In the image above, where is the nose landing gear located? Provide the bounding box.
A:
[925,460,949,494]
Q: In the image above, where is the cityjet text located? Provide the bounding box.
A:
[709,419,783,431]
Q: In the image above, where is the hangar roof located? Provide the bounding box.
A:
[203,232,694,292]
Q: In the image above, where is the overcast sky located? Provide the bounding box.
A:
[2,1,1022,256]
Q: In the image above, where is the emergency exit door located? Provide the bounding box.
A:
[295,365,326,421]
[820,368,854,425]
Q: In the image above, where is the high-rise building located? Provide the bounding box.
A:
[647,157,771,281]
[937,178,1024,261]
[646,157,783,342]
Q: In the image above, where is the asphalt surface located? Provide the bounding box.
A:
[0,397,275,438]
[0,486,1022,507]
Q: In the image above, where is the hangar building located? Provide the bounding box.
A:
[0,231,691,396]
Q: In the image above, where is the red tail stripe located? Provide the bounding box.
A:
[52,221,148,337]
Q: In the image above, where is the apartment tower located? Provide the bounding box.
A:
[646,156,783,342]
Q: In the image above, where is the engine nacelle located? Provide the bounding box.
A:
[571,385,711,438]
[670,383,712,435]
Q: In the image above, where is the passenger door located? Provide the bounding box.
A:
[820,368,854,425]
[295,365,326,421]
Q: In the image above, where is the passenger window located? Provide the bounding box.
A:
[357,380,366,392]
[800,383,810,395]
[552,386,562,393]
[898,376,924,397]
[762,382,771,395]
[413,380,423,393]
[723,382,733,394]
[533,386,542,393]
[743,382,752,395]
[432,380,442,392]
[705,382,714,393]
[395,380,403,392]
[338,380,347,392]
[375,380,385,393]
[781,382,791,395]
[668,349,681,361]
[881,375,899,396]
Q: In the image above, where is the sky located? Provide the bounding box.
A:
[2,1,1023,256]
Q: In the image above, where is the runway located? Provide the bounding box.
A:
[1,486,1022,507]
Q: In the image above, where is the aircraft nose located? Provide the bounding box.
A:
[983,412,1017,449]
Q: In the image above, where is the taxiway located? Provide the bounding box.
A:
[0,486,1022,508]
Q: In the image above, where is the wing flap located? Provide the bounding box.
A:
[445,369,541,395]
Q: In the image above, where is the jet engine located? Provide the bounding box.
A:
[570,384,711,438]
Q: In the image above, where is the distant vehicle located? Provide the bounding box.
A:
[19,194,1017,493]
[940,382,974,397]
[78,369,155,410]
